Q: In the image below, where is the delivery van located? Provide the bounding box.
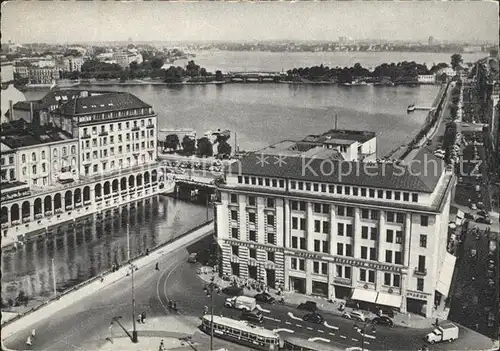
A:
[224,296,257,312]
[425,323,459,344]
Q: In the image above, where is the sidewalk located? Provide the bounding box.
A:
[1,222,214,340]
[197,267,440,329]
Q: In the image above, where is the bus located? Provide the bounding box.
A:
[201,314,281,350]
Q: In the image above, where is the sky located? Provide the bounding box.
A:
[2,1,498,44]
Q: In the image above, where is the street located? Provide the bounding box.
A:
[3,234,495,351]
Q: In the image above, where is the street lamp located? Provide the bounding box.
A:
[204,277,219,351]
[127,263,139,343]
[353,320,375,351]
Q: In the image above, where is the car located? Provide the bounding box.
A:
[221,286,243,296]
[187,253,197,263]
[477,210,489,217]
[254,293,275,304]
[298,301,318,312]
[476,216,492,224]
[303,313,324,324]
[240,310,263,324]
[371,316,394,327]
[464,212,477,220]
[470,203,477,210]
[342,311,366,322]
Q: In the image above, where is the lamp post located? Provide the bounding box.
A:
[126,223,138,343]
[353,320,374,351]
[204,277,219,351]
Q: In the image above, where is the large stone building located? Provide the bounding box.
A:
[215,138,455,318]
[62,56,84,72]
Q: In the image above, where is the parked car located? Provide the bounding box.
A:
[477,210,489,217]
[464,213,477,220]
[371,316,394,327]
[254,292,275,304]
[342,311,366,322]
[298,301,318,312]
[221,286,243,296]
[240,310,263,324]
[303,313,324,324]
[476,216,492,224]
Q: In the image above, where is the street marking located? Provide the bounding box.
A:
[285,321,292,325]
[318,329,324,333]
[329,332,335,336]
[263,316,281,322]
[306,326,313,330]
[361,333,376,340]
[288,312,302,321]
[340,335,347,339]
[323,321,339,330]
[273,328,294,334]
[256,305,270,313]
[308,337,330,343]
[296,324,303,328]
[352,338,359,342]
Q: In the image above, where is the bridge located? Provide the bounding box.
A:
[225,71,287,83]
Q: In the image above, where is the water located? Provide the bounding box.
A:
[25,83,439,157]
[1,196,213,302]
[175,51,487,73]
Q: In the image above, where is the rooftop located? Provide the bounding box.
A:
[59,92,151,115]
[0,119,74,148]
[13,89,116,111]
[229,148,445,193]
[258,140,344,160]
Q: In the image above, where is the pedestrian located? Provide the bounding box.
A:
[141,311,146,323]
[356,303,360,310]
[435,318,439,327]
[379,309,383,317]
[100,275,104,283]
[155,262,159,271]
[146,248,149,256]
[159,339,165,351]
[26,336,32,346]
[138,314,142,324]
[31,328,36,338]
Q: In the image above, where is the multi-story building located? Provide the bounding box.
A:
[113,51,143,69]
[215,140,455,318]
[1,120,78,187]
[62,56,84,72]
[417,75,436,84]
[28,66,58,85]
[14,63,29,79]
[1,142,17,182]
[50,91,157,177]
[1,61,14,83]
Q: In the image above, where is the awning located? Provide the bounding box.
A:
[436,252,457,296]
[376,292,403,308]
[351,288,378,303]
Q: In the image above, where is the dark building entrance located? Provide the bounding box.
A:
[266,269,276,288]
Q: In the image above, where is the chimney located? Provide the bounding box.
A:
[9,100,14,121]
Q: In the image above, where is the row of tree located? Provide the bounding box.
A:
[285,55,465,84]
[162,133,232,158]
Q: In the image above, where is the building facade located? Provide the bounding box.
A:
[28,66,58,85]
[417,75,436,84]
[50,92,158,177]
[216,148,455,318]
[62,56,84,72]
[1,62,14,83]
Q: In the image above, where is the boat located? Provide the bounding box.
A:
[407,104,416,113]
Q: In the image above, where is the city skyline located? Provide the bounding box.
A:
[2,1,498,44]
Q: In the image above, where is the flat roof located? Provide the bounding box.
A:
[229,149,444,193]
[305,129,376,144]
[1,120,74,148]
[59,92,151,115]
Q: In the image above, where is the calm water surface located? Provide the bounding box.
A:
[1,196,212,301]
[26,83,439,157]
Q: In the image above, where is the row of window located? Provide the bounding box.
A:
[230,228,277,245]
[82,141,155,161]
[0,155,15,166]
[82,118,154,136]
[81,130,155,149]
[289,181,420,203]
[231,245,276,262]
[229,195,429,228]
[21,146,77,163]
[83,153,154,175]
[237,176,285,189]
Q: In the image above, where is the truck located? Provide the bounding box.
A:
[224,296,256,312]
[425,323,459,344]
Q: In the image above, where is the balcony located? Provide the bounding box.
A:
[99,131,109,137]
[414,268,427,276]
[22,217,30,223]
[81,134,91,139]
[146,124,154,129]
[131,126,140,132]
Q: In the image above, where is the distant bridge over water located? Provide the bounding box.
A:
[225,71,287,83]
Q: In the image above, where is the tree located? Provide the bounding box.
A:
[449,104,459,120]
[181,136,196,155]
[150,56,165,70]
[217,141,232,158]
[450,54,463,71]
[186,60,200,77]
[197,137,213,157]
[164,134,180,151]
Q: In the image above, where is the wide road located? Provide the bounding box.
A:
[165,261,489,351]
[4,237,492,351]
